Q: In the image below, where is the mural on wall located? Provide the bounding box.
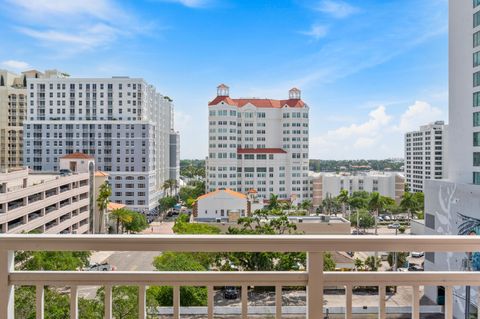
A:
[430,181,480,315]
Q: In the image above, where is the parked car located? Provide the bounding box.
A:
[408,264,424,271]
[383,215,391,221]
[351,230,365,235]
[59,169,72,176]
[223,286,239,299]
[388,223,401,229]
[86,263,113,271]
[411,252,425,258]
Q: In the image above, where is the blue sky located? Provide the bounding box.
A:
[0,0,448,159]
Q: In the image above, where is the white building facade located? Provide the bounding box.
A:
[206,85,309,201]
[423,1,480,317]
[23,71,175,213]
[309,171,404,207]
[404,121,448,192]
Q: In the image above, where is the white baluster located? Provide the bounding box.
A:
[275,285,282,319]
[173,286,180,319]
[345,285,352,319]
[242,285,248,319]
[207,286,214,319]
[378,285,386,319]
[36,285,44,319]
[445,286,453,319]
[0,250,14,319]
[138,285,146,319]
[104,285,112,319]
[70,286,78,319]
[412,285,420,319]
[307,251,324,319]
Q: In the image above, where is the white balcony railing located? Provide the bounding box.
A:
[2,234,480,319]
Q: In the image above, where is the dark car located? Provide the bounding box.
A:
[408,264,424,271]
[223,286,239,299]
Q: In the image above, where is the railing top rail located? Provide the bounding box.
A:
[0,234,479,252]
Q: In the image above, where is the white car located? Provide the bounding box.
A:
[411,252,425,258]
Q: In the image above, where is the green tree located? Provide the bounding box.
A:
[172,214,220,234]
[368,192,386,235]
[267,193,279,210]
[159,196,177,213]
[162,179,178,197]
[400,191,418,220]
[109,208,133,234]
[413,192,425,214]
[365,256,381,271]
[337,189,350,217]
[151,252,208,306]
[387,252,409,269]
[349,209,375,232]
[354,258,364,271]
[96,181,112,234]
[123,211,149,233]
[299,199,313,211]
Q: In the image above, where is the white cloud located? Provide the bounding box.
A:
[4,0,147,54]
[315,0,359,18]
[311,105,392,157]
[310,100,446,159]
[394,101,443,132]
[301,24,328,40]
[0,60,30,71]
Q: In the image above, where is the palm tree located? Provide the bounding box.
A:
[267,194,279,210]
[96,181,112,234]
[110,208,133,234]
[162,179,177,197]
[368,192,384,236]
[400,191,417,220]
[354,258,364,271]
[300,199,313,212]
[337,189,350,218]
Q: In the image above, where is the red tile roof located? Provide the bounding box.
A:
[197,188,247,201]
[208,96,305,108]
[61,152,94,159]
[238,148,287,154]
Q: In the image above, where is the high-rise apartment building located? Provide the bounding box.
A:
[169,131,180,181]
[422,2,480,316]
[0,70,32,169]
[23,70,176,213]
[206,85,309,200]
[404,121,448,192]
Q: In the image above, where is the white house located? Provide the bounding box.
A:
[194,189,248,222]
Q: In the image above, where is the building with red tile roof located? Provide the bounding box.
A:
[206,85,310,202]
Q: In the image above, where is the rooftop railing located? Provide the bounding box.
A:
[1,234,480,319]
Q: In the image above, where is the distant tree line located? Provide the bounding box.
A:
[309,159,404,172]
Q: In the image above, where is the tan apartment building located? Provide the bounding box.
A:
[0,70,27,169]
[0,153,108,234]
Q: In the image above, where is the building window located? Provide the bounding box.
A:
[475,112,480,127]
[475,92,480,107]
[475,0,480,8]
[475,31,480,48]
[475,132,480,146]
[425,213,435,229]
[474,152,480,166]
[474,172,480,185]
[475,52,480,67]
[475,72,480,87]
[475,11,480,28]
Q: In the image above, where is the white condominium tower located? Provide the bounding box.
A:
[206,85,309,201]
[23,70,175,213]
[404,121,448,192]
[451,0,480,184]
